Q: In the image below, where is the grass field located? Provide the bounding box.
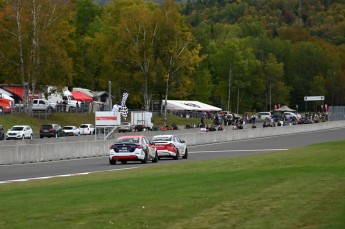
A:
[0,140,345,228]
[0,112,208,132]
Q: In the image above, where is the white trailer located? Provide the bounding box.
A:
[131,111,153,131]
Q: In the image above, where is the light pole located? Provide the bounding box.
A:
[108,81,112,111]
[227,64,232,112]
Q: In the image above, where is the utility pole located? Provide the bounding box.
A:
[108,81,112,111]
[227,64,232,112]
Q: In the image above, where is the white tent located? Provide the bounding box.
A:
[274,105,296,112]
[163,100,222,111]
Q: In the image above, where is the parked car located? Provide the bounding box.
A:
[79,124,95,135]
[63,126,80,136]
[6,125,33,140]
[32,99,52,112]
[109,135,158,165]
[255,112,272,121]
[0,125,4,140]
[283,112,302,119]
[118,122,133,133]
[271,113,283,122]
[40,124,65,138]
[151,134,188,160]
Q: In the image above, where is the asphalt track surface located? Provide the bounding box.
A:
[1,127,344,184]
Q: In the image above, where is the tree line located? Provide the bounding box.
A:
[0,0,344,114]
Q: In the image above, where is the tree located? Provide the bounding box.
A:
[102,0,160,110]
[102,0,203,113]
[156,0,203,119]
[263,53,289,110]
[0,0,74,113]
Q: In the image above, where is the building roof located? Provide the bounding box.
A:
[92,91,108,97]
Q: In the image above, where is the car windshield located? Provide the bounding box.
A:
[11,126,24,131]
[64,127,73,130]
[116,137,140,143]
[80,125,88,128]
[121,122,131,126]
[152,136,171,141]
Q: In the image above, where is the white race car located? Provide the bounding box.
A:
[151,134,188,160]
[109,135,158,165]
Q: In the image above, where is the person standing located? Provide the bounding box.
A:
[112,103,121,112]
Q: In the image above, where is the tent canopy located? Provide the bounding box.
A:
[71,91,93,102]
[163,100,222,111]
[72,87,94,98]
[274,105,296,112]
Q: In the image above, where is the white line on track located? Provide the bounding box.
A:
[0,167,138,185]
[190,149,288,154]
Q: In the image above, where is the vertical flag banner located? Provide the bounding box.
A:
[120,92,129,119]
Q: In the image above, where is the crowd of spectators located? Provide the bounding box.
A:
[179,110,328,131]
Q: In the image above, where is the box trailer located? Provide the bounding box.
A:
[0,93,14,114]
[131,111,153,131]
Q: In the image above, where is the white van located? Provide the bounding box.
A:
[255,112,272,121]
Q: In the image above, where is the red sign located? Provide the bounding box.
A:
[95,111,121,126]
[96,116,117,120]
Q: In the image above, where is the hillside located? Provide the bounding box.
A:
[1,0,344,115]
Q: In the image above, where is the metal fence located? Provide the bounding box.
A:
[328,106,345,121]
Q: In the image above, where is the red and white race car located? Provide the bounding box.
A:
[109,135,158,165]
[150,134,188,160]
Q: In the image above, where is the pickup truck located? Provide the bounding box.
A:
[32,99,51,112]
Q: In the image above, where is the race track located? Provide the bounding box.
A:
[1,127,344,184]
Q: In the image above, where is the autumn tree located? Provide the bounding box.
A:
[263,53,289,111]
[0,0,74,113]
[102,0,203,114]
[156,0,203,119]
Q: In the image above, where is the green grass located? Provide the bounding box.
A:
[153,113,213,127]
[0,112,207,132]
[1,140,345,228]
[0,113,95,132]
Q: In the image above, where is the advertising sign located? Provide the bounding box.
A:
[95,111,120,126]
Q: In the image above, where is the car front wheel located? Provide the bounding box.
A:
[109,159,116,165]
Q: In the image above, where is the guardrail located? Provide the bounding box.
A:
[1,120,345,165]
